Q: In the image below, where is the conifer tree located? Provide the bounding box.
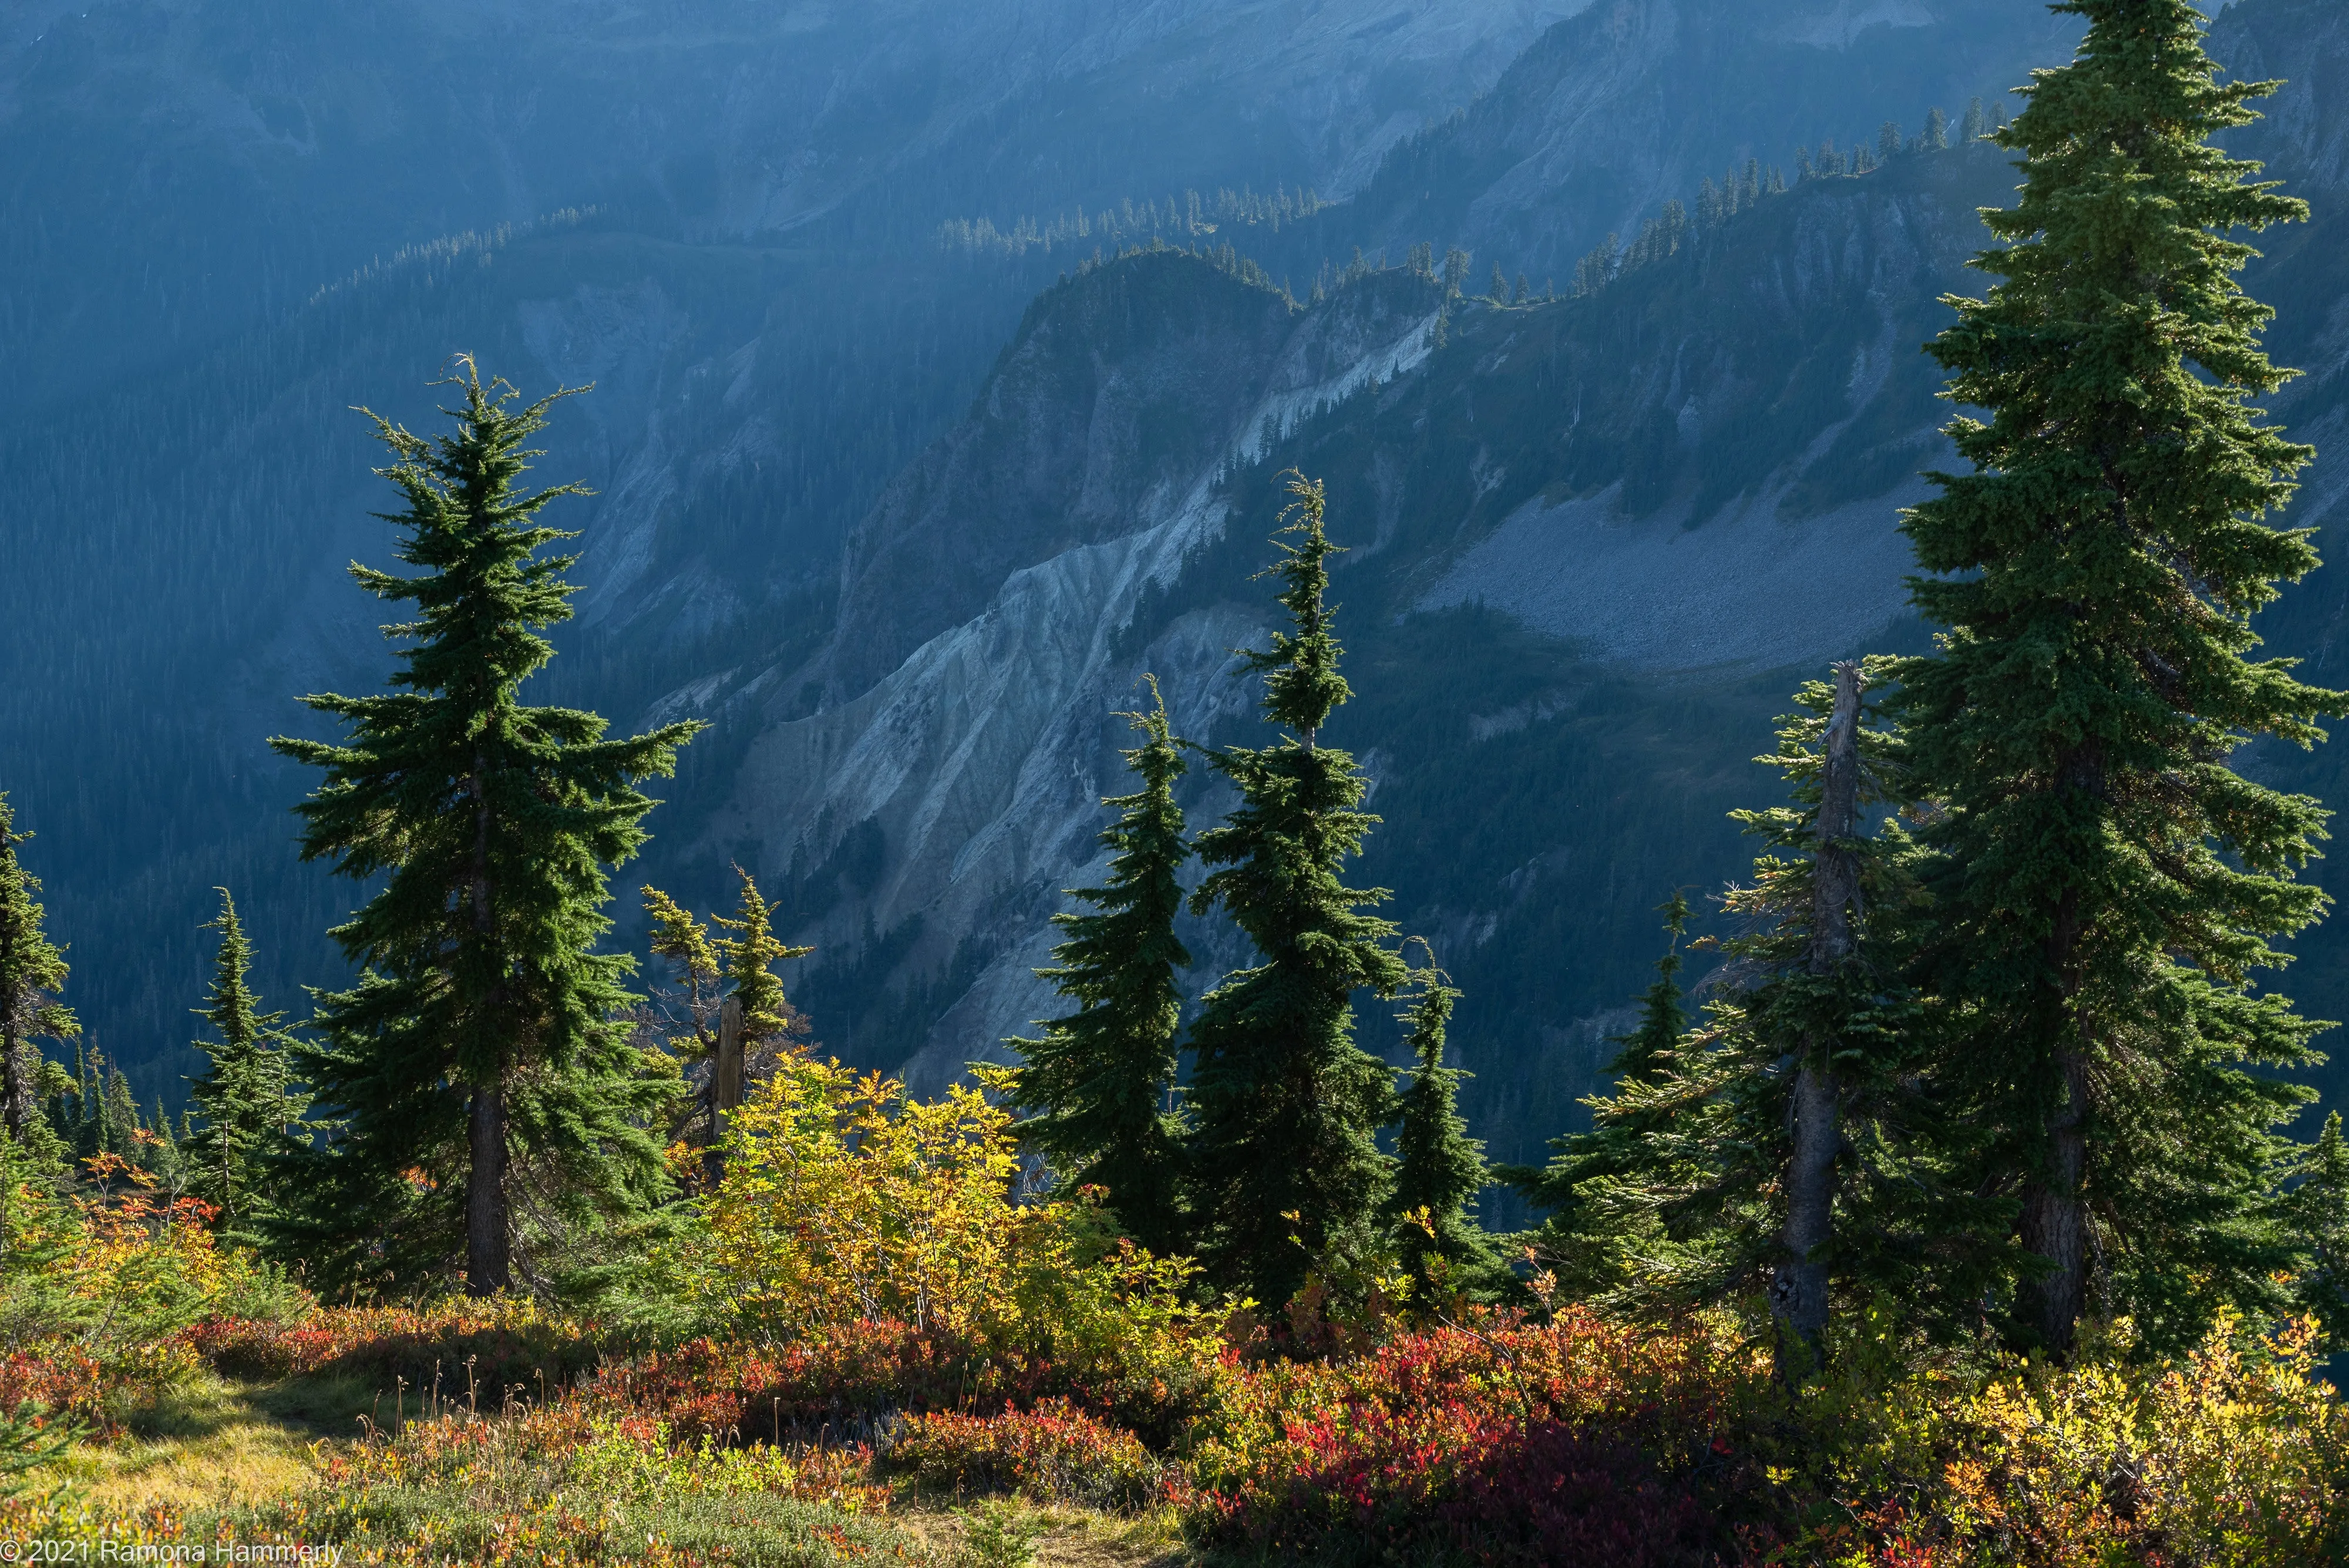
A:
[271,364,701,1296]
[1896,1,2331,1355]
[1385,948,1502,1306]
[1186,474,1406,1307]
[0,798,75,1148]
[2287,1111,2349,1351]
[712,867,811,1054]
[1005,682,1193,1257]
[183,890,310,1236]
[641,886,723,1145]
[1621,665,2001,1368]
[1510,896,1691,1297]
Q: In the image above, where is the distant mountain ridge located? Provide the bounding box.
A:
[10,0,2347,1175]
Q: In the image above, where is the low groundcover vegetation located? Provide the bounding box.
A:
[0,1066,2339,1567]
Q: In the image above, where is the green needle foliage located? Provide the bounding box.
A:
[642,885,723,1145]
[1893,0,2335,1356]
[0,796,75,1160]
[712,867,813,1055]
[183,889,311,1240]
[2286,1111,2349,1353]
[1184,473,1407,1310]
[1640,668,2001,1356]
[1004,681,1193,1260]
[1385,948,1504,1308]
[270,362,702,1297]
[1510,895,1693,1300]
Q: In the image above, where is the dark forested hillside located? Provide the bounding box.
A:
[14,0,2345,1193]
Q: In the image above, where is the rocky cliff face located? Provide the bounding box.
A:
[687,142,2007,1125]
[686,0,2349,1148]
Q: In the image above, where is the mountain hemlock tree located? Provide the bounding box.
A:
[184,889,310,1235]
[1186,474,1407,1308]
[272,364,701,1296]
[1646,662,2003,1368]
[1385,948,1503,1307]
[1509,894,1691,1300]
[0,798,75,1150]
[1896,0,2332,1356]
[1771,663,1868,1373]
[1005,681,1193,1258]
[641,885,723,1148]
[712,867,812,1056]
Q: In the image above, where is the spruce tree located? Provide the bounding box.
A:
[1385,949,1502,1307]
[1509,896,1691,1298]
[1895,1,2331,1355]
[1005,684,1192,1257]
[271,364,701,1296]
[183,890,310,1236]
[1185,475,1406,1308]
[0,798,75,1148]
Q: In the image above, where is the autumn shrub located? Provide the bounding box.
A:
[0,1153,311,1431]
[883,1398,1168,1510]
[1181,1308,1752,1564]
[649,1055,1219,1436]
[1772,1313,2349,1568]
[181,1297,605,1402]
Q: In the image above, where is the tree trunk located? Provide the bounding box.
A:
[463,758,509,1296]
[2018,1044,2090,1355]
[1771,661,1864,1381]
[2017,748,2101,1359]
[704,995,743,1190]
[0,1022,23,1144]
[467,1082,510,1296]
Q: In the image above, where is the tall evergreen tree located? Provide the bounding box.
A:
[1509,896,1692,1298]
[1185,474,1407,1308]
[0,798,75,1148]
[1385,948,1503,1307]
[2286,1111,2349,1352]
[1005,683,1193,1258]
[271,364,701,1296]
[183,890,310,1236]
[1895,1,2331,1355]
[1621,665,2000,1368]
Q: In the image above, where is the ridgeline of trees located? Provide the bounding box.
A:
[1,7,2345,1375]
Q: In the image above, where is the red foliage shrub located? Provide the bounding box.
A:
[177,1303,605,1401]
[1185,1309,1752,1566]
[0,1346,107,1432]
[883,1398,1168,1510]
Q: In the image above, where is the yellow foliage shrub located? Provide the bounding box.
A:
[655,1056,1215,1421]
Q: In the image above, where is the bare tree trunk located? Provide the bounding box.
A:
[463,761,509,1297]
[705,996,743,1190]
[467,1084,510,1295]
[2017,749,2100,1359]
[2019,1044,2089,1355]
[1771,661,1864,1381]
[0,1025,23,1144]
